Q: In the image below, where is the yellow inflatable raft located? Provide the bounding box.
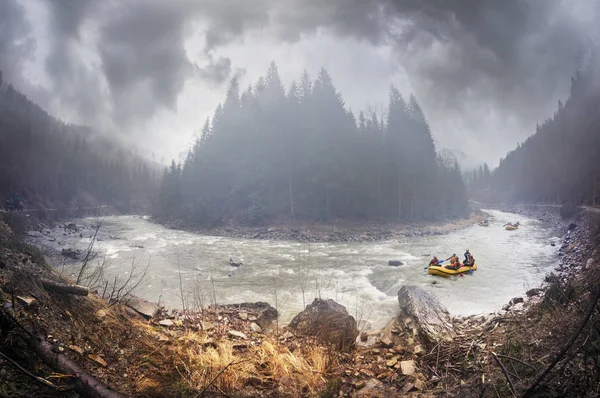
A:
[505,225,519,230]
[428,263,477,277]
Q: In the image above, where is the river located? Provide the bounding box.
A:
[32,209,560,329]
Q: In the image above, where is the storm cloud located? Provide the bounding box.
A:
[0,0,36,88]
[1,0,599,165]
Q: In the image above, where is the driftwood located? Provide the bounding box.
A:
[1,303,125,398]
[40,278,89,296]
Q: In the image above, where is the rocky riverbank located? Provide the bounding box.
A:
[160,209,489,243]
[3,207,598,396]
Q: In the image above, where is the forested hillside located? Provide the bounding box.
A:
[492,54,600,205]
[155,63,468,226]
[0,71,157,212]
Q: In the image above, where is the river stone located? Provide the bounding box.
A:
[229,256,244,267]
[288,298,359,351]
[526,288,543,297]
[400,360,417,376]
[125,296,159,319]
[228,330,247,339]
[586,258,595,269]
[509,297,524,306]
[397,285,455,344]
[388,260,404,266]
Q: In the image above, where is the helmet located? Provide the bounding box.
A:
[466,249,469,252]
[452,253,456,256]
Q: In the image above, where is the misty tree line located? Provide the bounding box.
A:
[155,62,468,225]
[491,55,600,205]
[0,71,157,212]
[465,163,492,193]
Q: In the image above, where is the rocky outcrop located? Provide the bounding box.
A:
[388,260,404,266]
[288,298,359,350]
[397,285,454,344]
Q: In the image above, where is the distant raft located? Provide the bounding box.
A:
[505,225,519,230]
[428,263,477,277]
[479,221,489,227]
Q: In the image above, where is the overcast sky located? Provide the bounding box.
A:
[1,0,598,169]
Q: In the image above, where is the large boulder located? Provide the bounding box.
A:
[397,285,455,344]
[289,298,358,350]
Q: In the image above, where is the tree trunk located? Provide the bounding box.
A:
[288,158,295,219]
[376,161,382,217]
[40,279,89,296]
[1,303,125,398]
[594,173,597,206]
[396,160,402,220]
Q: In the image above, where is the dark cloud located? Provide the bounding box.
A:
[0,0,36,87]
[197,55,233,86]
[96,1,197,125]
[3,0,599,166]
[266,0,599,165]
[41,0,270,127]
[43,0,105,123]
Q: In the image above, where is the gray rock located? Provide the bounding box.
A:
[229,256,244,267]
[250,322,262,333]
[228,330,247,339]
[217,302,277,329]
[400,360,417,376]
[397,285,455,343]
[586,258,595,269]
[388,260,404,266]
[526,288,543,297]
[413,344,426,356]
[159,319,174,327]
[125,296,159,319]
[509,297,524,306]
[61,248,81,259]
[289,298,359,351]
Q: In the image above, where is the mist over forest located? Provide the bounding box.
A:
[154,63,468,226]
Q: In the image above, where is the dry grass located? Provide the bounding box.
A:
[146,327,332,397]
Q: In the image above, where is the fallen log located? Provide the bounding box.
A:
[40,278,89,296]
[1,303,125,398]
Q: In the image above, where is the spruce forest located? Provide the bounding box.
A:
[0,71,157,212]
[154,63,468,226]
[491,55,600,205]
